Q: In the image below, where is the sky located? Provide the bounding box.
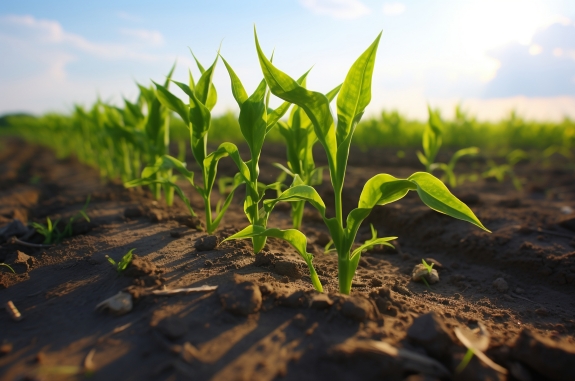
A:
[1,0,575,121]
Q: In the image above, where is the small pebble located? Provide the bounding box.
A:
[492,277,509,293]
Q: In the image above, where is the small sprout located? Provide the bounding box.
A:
[412,259,439,286]
[106,248,135,274]
[422,258,434,273]
[30,196,91,244]
[0,263,15,273]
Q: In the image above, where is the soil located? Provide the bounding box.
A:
[1,137,575,381]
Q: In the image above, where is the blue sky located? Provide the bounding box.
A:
[1,0,575,120]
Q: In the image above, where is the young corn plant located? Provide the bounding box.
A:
[418,107,479,188]
[275,78,341,229]
[106,248,135,274]
[126,53,243,234]
[132,64,178,206]
[211,53,298,252]
[482,148,527,191]
[226,30,489,294]
[31,196,91,244]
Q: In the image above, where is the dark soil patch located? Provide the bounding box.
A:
[1,137,575,381]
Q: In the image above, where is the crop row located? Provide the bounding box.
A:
[4,30,555,295]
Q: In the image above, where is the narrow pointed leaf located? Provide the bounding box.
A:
[154,81,189,125]
[221,55,248,106]
[336,32,381,146]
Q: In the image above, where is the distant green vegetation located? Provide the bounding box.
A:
[3,105,574,152]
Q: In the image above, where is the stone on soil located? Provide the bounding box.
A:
[194,235,218,251]
[218,280,262,316]
[492,277,509,293]
[406,312,454,360]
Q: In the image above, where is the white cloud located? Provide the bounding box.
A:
[382,2,405,16]
[115,11,143,22]
[0,14,177,115]
[0,15,164,61]
[300,0,370,19]
[121,28,164,46]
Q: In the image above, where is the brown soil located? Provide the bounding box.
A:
[1,137,575,381]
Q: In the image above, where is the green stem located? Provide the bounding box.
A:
[291,200,305,229]
[306,260,323,292]
[205,194,214,234]
[338,255,353,295]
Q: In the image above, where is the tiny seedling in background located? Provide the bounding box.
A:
[420,258,434,289]
[0,263,15,273]
[418,107,479,188]
[482,149,527,191]
[106,248,135,274]
[421,258,434,273]
[31,196,91,244]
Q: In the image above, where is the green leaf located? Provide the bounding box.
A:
[194,53,219,111]
[154,81,190,125]
[220,55,248,106]
[264,184,326,217]
[239,79,268,166]
[408,172,490,232]
[188,92,212,166]
[254,28,337,177]
[336,32,381,146]
[351,236,396,259]
[358,174,416,209]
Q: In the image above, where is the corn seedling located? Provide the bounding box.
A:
[482,149,527,191]
[418,107,479,187]
[0,263,15,273]
[31,196,91,244]
[31,217,58,245]
[275,77,341,229]
[127,52,244,234]
[420,258,434,289]
[106,248,135,273]
[226,30,489,294]
[213,52,300,252]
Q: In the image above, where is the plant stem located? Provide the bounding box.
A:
[291,201,305,229]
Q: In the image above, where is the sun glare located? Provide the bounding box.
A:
[456,0,551,52]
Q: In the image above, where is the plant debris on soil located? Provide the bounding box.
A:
[1,137,575,381]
